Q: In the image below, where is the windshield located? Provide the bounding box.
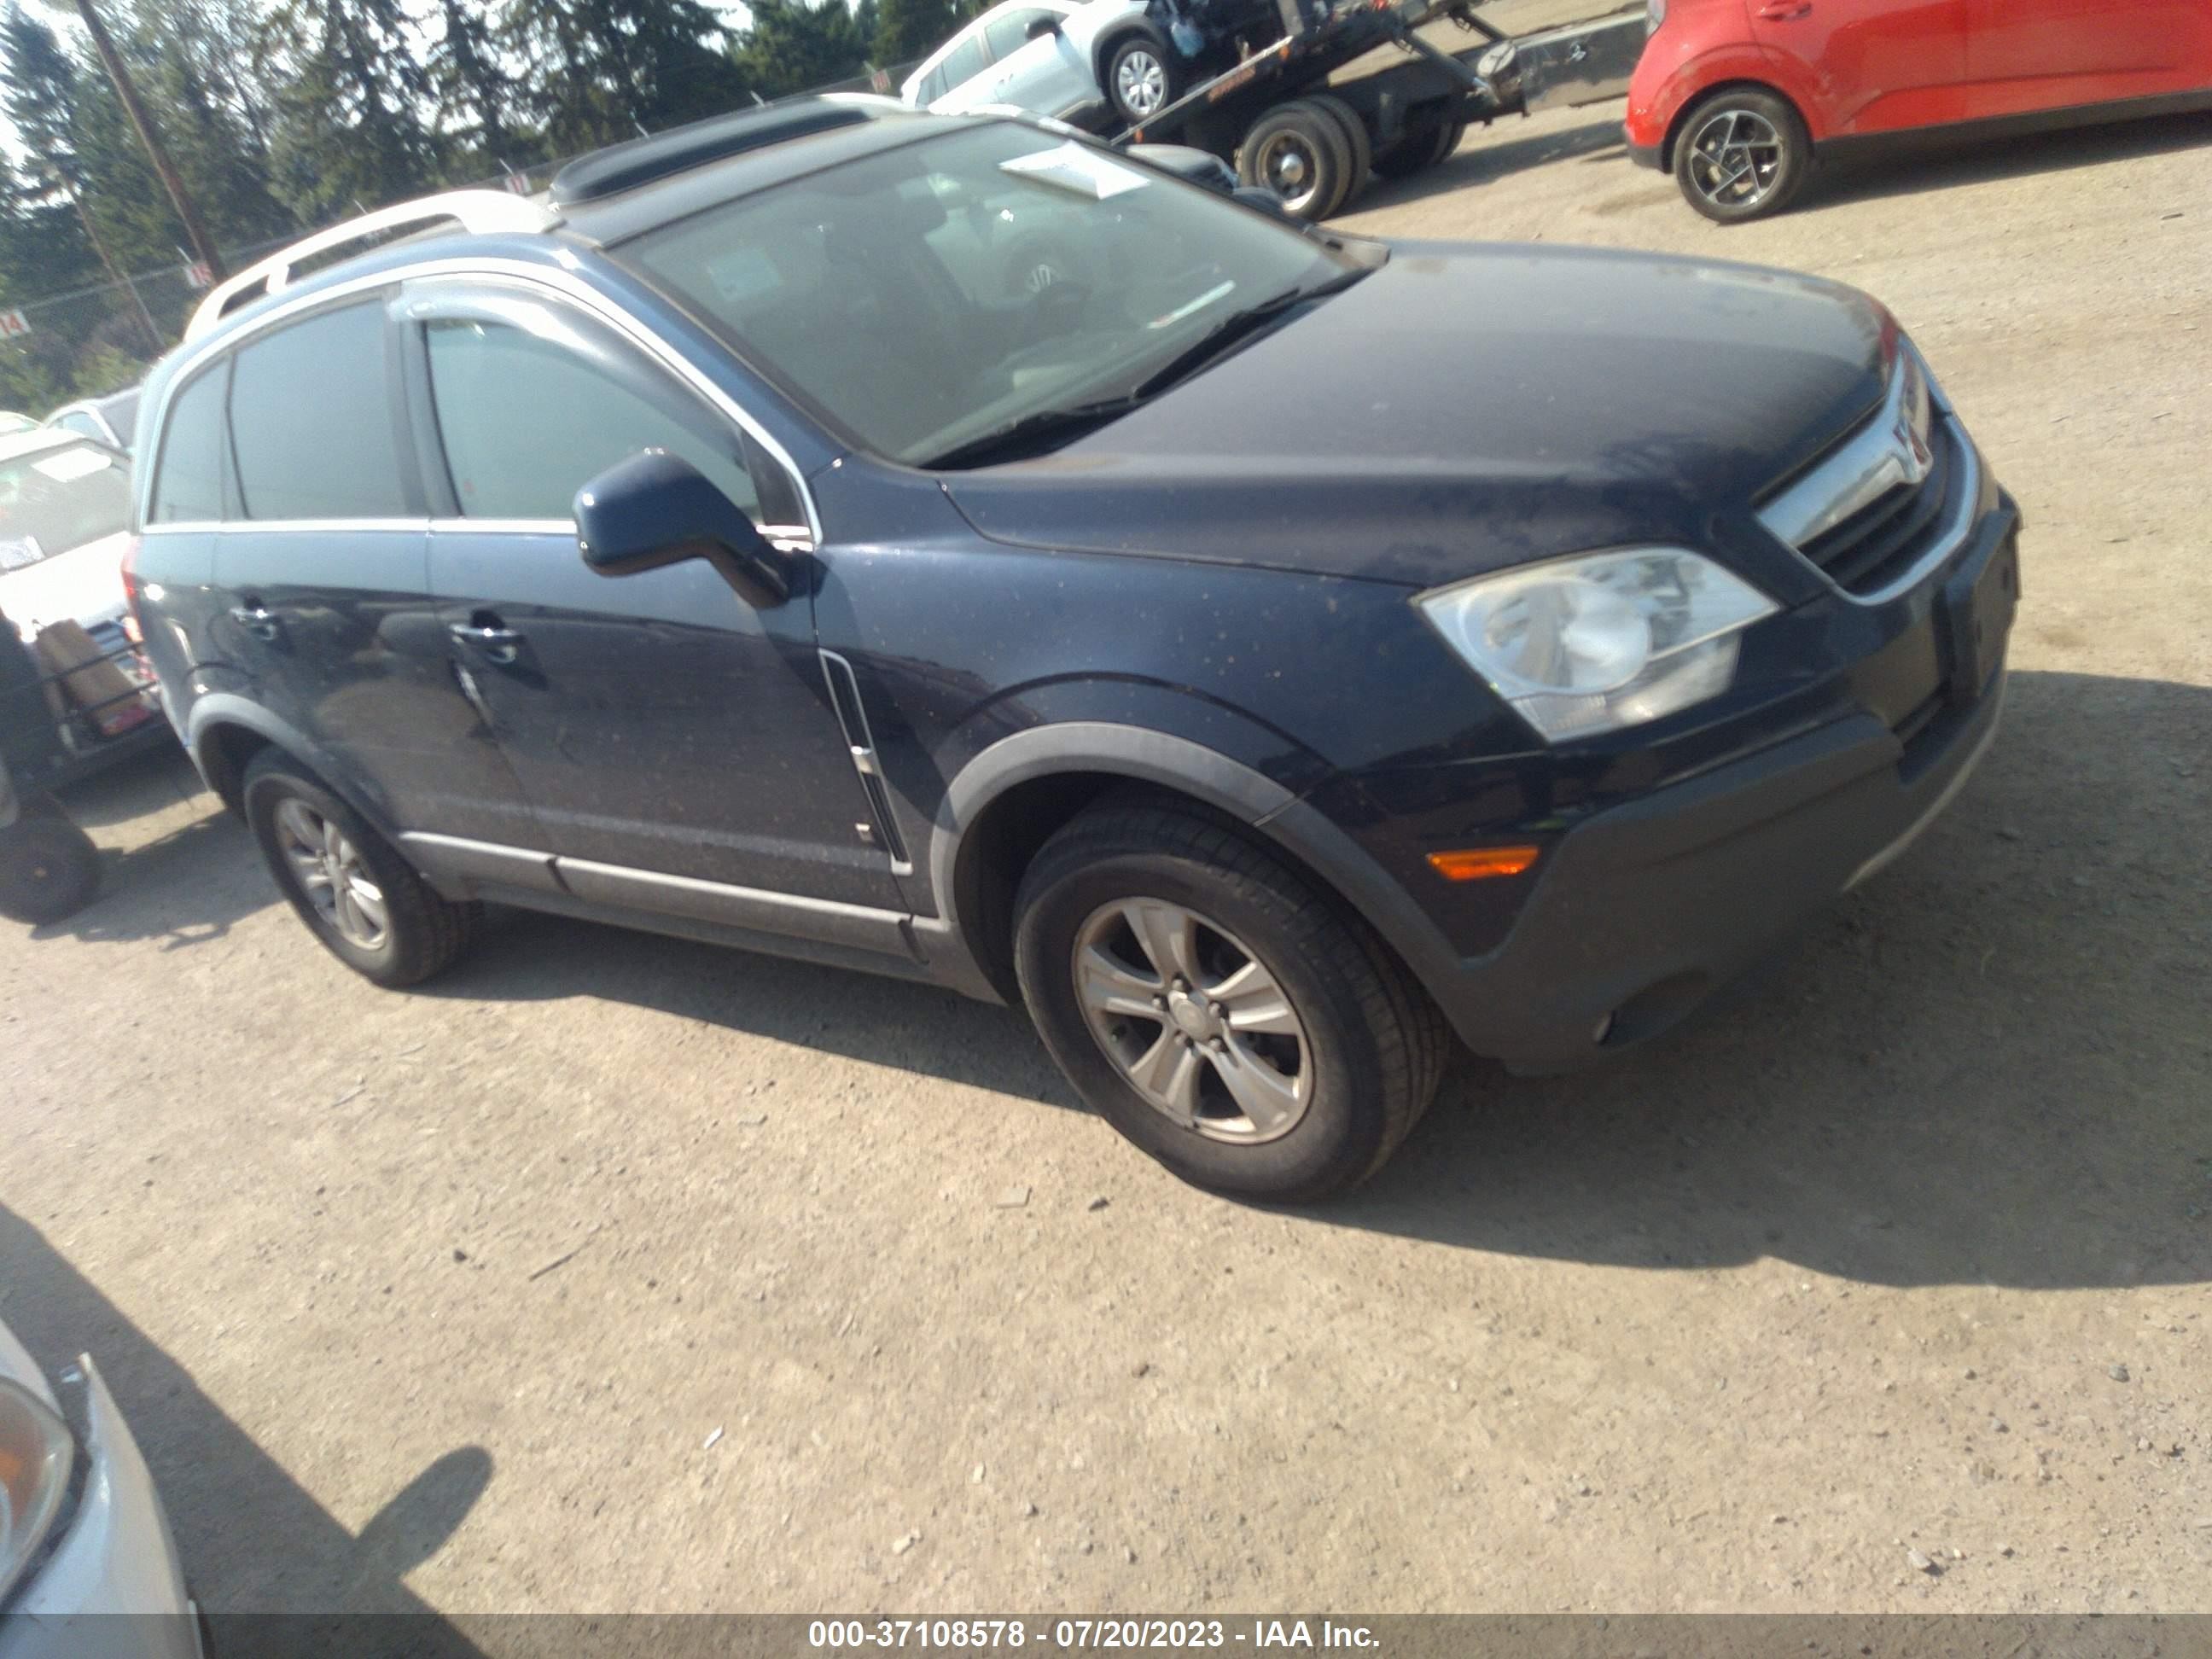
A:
[0,441,132,569]
[620,123,1350,466]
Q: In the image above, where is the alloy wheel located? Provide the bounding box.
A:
[273,798,389,950]
[1072,899,1313,1144]
[1685,106,1785,210]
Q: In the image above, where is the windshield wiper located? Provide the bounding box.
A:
[921,395,1145,470]
[1126,265,1370,402]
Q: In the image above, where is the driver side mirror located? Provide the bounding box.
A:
[574,450,790,609]
[1024,13,1062,38]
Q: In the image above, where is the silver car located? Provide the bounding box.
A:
[0,1318,199,1657]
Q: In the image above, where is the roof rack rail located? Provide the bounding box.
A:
[547,98,900,207]
[183,191,558,342]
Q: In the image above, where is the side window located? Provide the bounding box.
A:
[936,31,989,92]
[229,301,410,521]
[149,361,231,524]
[422,317,764,525]
[984,8,1055,58]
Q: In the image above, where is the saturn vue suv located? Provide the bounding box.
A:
[126,99,2018,1201]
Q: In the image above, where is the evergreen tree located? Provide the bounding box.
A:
[505,0,752,153]
[871,0,958,72]
[260,0,440,221]
[427,0,519,168]
[739,0,866,99]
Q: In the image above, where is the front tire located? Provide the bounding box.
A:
[242,750,480,987]
[0,794,101,924]
[1014,800,1448,1202]
[1105,33,1178,126]
[1672,87,1810,223]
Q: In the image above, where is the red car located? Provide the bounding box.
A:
[1626,0,2212,221]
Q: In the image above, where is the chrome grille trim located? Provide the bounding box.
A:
[1759,345,1980,607]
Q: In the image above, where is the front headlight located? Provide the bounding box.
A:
[1417,549,1778,742]
[0,1377,75,1603]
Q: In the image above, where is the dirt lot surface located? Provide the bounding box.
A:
[3,66,2209,1627]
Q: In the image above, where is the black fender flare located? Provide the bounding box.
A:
[917,721,1464,1014]
[183,695,405,847]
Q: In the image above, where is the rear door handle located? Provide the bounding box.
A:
[1755,3,1811,16]
[448,616,525,666]
[229,602,279,642]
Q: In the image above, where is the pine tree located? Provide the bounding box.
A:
[504,0,752,154]
[260,0,440,221]
[871,0,959,73]
[739,0,867,100]
[427,0,518,169]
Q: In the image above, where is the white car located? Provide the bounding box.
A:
[0,430,136,651]
[44,388,142,456]
[902,0,1185,128]
[0,1318,200,1656]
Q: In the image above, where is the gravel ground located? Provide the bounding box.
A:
[3,78,2209,1625]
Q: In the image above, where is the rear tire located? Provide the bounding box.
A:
[1371,108,1464,178]
[242,750,480,987]
[1671,86,1810,223]
[1237,100,1356,221]
[1307,94,1372,209]
[1013,800,1448,1202]
[0,794,101,924]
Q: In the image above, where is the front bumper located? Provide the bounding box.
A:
[1389,500,2019,1074]
[0,1355,201,1659]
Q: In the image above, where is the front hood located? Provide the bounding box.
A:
[0,530,131,637]
[943,242,1891,589]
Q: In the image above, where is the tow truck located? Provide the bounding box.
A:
[1116,0,1648,218]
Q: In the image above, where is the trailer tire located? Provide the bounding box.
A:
[1371,109,1462,178]
[1237,101,1355,221]
[1307,94,1371,208]
[0,792,101,925]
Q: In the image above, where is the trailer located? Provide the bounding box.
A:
[1115,0,1648,219]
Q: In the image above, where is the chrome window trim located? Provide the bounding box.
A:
[137,254,823,549]
[429,517,576,536]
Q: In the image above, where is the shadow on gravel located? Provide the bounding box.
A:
[0,1208,490,1649]
[34,752,275,951]
[1341,668,2212,1291]
[1802,108,2212,214]
[1354,114,1627,214]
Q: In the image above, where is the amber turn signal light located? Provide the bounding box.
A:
[1427,846,1540,882]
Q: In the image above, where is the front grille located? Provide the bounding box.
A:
[1797,417,1965,597]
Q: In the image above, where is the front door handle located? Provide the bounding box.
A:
[229,602,280,642]
[448,616,525,667]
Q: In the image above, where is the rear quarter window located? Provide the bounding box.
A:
[149,361,232,525]
[228,300,411,521]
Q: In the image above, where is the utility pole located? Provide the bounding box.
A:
[70,0,228,282]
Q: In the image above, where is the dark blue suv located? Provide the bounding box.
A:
[128,100,2018,1200]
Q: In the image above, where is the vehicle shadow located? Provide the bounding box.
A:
[33,753,275,951]
[1353,114,1627,214]
[0,1208,490,1654]
[428,667,2209,1293]
[1802,108,2212,214]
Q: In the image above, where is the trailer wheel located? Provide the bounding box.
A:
[1237,102,1355,221]
[0,792,101,926]
[1371,109,1463,179]
[1307,94,1371,210]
